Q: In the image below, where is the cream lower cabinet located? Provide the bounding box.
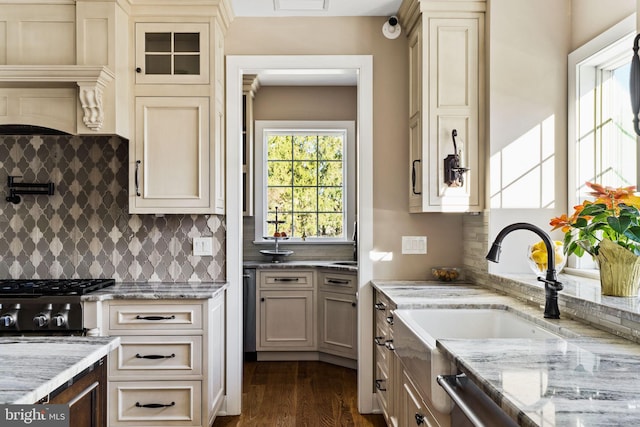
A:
[257,270,316,350]
[105,293,225,427]
[318,270,357,359]
[374,290,400,427]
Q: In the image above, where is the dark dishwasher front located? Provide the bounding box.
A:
[243,267,256,361]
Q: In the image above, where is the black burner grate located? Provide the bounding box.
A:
[0,279,115,296]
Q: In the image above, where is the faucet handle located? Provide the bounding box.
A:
[538,277,563,291]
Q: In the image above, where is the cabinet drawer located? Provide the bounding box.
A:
[108,303,202,331]
[258,270,314,288]
[319,271,357,293]
[110,336,202,378]
[109,380,201,426]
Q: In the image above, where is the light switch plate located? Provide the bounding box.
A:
[193,237,213,256]
[402,236,427,254]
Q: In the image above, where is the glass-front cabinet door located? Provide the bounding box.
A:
[135,23,209,84]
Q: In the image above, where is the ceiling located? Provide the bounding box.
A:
[230,0,402,17]
[231,0,403,86]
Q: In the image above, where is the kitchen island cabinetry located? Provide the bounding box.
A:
[48,357,107,427]
[128,3,228,214]
[399,0,486,213]
[104,291,225,427]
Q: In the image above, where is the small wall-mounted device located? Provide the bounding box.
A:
[443,129,469,187]
[382,16,402,40]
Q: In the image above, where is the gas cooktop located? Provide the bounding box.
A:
[0,279,115,296]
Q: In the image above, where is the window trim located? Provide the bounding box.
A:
[254,120,356,243]
[567,13,636,269]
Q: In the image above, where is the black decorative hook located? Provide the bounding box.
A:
[444,129,470,187]
[630,34,640,136]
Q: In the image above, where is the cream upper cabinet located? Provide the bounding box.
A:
[132,96,212,213]
[400,0,486,213]
[128,9,228,214]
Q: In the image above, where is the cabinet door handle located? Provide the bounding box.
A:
[135,160,141,197]
[385,340,394,351]
[352,302,357,307]
[412,159,422,195]
[415,413,425,425]
[374,336,386,346]
[135,401,175,409]
[374,302,387,311]
[386,315,394,325]
[261,297,265,302]
[135,67,142,73]
[375,379,387,392]
[135,315,176,321]
[274,277,299,282]
[135,353,176,360]
[327,279,349,285]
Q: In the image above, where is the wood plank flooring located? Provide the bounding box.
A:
[212,361,387,427]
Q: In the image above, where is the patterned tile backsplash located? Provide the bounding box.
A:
[0,135,225,282]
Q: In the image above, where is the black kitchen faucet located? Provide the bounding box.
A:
[486,222,564,319]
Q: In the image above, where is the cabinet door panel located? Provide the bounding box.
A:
[131,96,211,212]
[258,290,315,349]
[319,291,357,358]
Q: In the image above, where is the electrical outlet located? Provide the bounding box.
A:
[402,236,427,254]
[193,237,213,256]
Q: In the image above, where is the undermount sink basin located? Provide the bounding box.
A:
[393,307,562,414]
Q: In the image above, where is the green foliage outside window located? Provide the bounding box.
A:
[265,131,345,238]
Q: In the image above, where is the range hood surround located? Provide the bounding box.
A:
[0,65,115,133]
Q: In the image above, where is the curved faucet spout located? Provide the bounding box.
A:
[486,222,563,319]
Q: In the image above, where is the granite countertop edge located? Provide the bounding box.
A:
[371,280,640,427]
[82,281,228,301]
[1,336,120,404]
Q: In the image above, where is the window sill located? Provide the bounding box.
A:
[485,271,640,339]
[252,240,355,245]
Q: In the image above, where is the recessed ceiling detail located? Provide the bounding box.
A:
[274,0,328,12]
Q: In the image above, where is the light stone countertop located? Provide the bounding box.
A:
[0,336,120,404]
[372,281,640,427]
[243,260,358,272]
[82,281,228,301]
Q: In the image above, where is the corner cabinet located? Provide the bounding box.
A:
[129,12,227,214]
[318,270,358,359]
[400,0,486,213]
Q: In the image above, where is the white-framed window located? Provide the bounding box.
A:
[254,121,356,243]
[568,14,638,271]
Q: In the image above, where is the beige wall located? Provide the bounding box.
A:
[227,17,464,280]
[571,0,635,50]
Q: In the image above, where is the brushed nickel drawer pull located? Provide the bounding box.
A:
[135,353,176,360]
[327,279,350,285]
[374,302,387,310]
[274,277,299,282]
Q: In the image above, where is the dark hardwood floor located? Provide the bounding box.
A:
[212,361,387,427]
